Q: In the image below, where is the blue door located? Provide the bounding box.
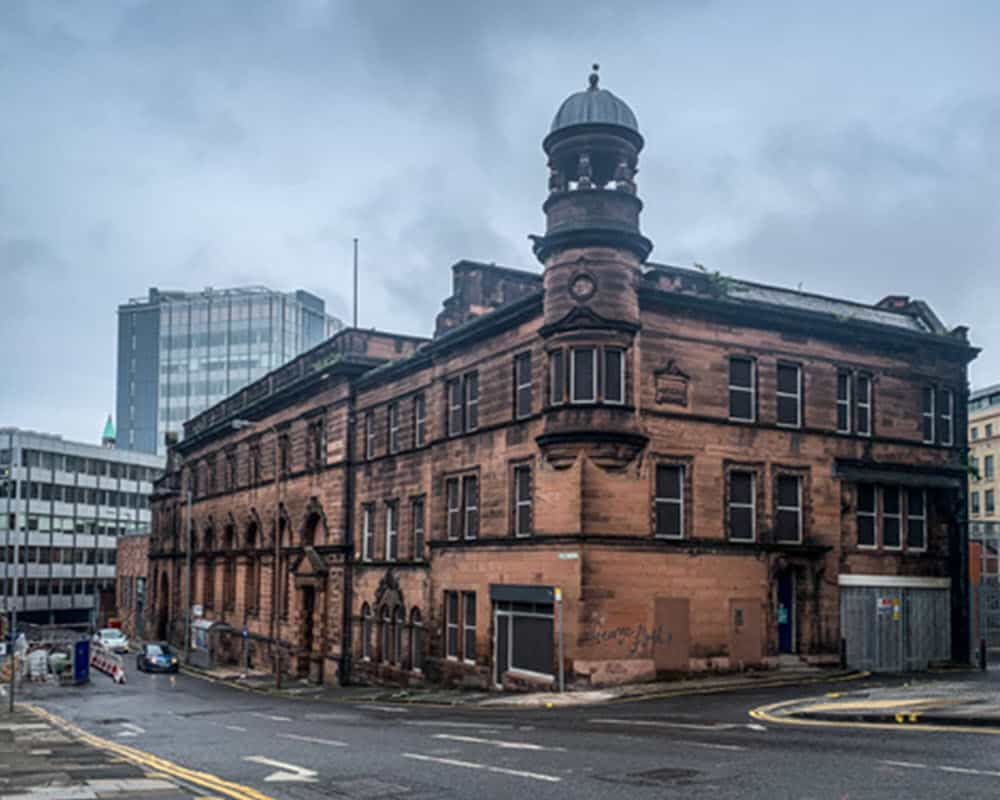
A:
[777,572,795,654]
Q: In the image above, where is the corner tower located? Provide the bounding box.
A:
[534,66,650,470]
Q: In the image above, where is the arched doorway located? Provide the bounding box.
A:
[157,571,170,641]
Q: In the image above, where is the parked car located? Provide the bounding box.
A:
[93,628,129,653]
[136,642,179,673]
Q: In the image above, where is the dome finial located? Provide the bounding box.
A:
[588,63,599,90]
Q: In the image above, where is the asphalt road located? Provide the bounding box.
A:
[26,668,1000,800]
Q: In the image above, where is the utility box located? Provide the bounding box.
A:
[73,639,90,685]
[839,575,951,672]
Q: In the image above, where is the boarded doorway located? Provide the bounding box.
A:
[729,598,762,666]
[653,598,690,673]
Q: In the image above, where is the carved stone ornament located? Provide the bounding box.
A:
[569,272,597,302]
[654,359,691,407]
[375,568,404,609]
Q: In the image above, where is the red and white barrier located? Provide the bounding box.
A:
[90,646,127,684]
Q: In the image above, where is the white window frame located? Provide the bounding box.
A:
[462,591,476,665]
[412,498,425,561]
[604,347,625,405]
[385,502,398,562]
[361,505,374,561]
[446,478,461,541]
[463,476,478,541]
[513,464,532,538]
[728,356,756,422]
[776,362,802,429]
[836,371,852,434]
[776,475,803,544]
[987,489,996,515]
[448,380,463,437]
[856,374,872,437]
[413,394,426,447]
[906,489,926,552]
[921,387,936,444]
[464,372,479,432]
[987,455,995,480]
[445,591,459,660]
[515,352,532,420]
[570,347,598,404]
[388,403,400,454]
[727,470,756,542]
[971,491,980,515]
[365,413,375,460]
[654,464,684,540]
[550,350,565,406]
[856,484,877,550]
[882,486,903,551]
[940,389,954,446]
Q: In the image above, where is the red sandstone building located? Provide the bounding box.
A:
[150,70,977,687]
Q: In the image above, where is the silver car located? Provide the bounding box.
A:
[93,628,130,654]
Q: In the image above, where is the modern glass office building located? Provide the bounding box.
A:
[117,286,342,454]
[1,427,165,626]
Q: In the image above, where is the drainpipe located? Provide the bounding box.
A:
[339,389,357,685]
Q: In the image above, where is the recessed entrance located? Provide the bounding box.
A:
[776,571,796,654]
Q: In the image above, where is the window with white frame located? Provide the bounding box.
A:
[514,352,532,419]
[836,371,852,433]
[987,489,995,515]
[775,475,802,543]
[972,491,980,515]
[604,348,625,404]
[728,470,755,542]
[857,484,877,548]
[412,497,425,561]
[413,393,426,447]
[513,464,532,537]
[446,477,461,540]
[462,591,476,663]
[447,379,463,437]
[882,486,902,549]
[550,350,565,405]
[462,475,479,540]
[464,372,479,431]
[921,387,935,443]
[938,389,954,446]
[986,455,995,479]
[654,464,683,538]
[776,363,802,427]
[906,489,926,550]
[729,356,755,422]
[388,403,400,454]
[385,502,398,561]
[856,374,872,436]
[365,412,376,459]
[445,591,459,658]
[361,504,374,561]
[571,347,597,403]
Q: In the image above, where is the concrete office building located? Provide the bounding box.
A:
[117,286,343,455]
[1,427,164,626]
[970,383,1000,523]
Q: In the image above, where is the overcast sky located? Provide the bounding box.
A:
[2,1,998,445]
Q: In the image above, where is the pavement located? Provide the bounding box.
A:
[180,661,864,707]
[0,706,212,800]
[13,663,1000,799]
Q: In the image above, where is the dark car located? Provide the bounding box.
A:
[136,643,179,673]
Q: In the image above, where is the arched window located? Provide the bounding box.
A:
[394,607,405,666]
[361,603,372,661]
[410,609,423,673]
[380,606,391,664]
[245,523,259,616]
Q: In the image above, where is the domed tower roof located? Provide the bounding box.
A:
[550,65,639,135]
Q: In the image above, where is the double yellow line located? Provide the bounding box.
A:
[25,704,274,800]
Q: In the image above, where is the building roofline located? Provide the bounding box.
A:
[971,383,1000,401]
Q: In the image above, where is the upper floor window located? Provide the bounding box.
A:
[550,350,565,406]
[883,486,902,549]
[906,489,926,550]
[654,464,683,539]
[307,418,325,469]
[447,379,463,436]
[513,464,533,537]
[987,489,996,515]
[987,423,995,438]
[972,426,979,441]
[514,352,532,419]
[986,455,995,479]
[207,456,217,493]
[385,502,398,561]
[464,373,479,431]
[938,389,954,446]
[446,477,461,541]
[388,403,400,454]
[445,475,479,540]
[921,387,936,444]
[971,491,980,515]
[412,497,425,561]
[462,475,479,539]
[604,348,625,405]
[413,393,426,447]
[856,375,872,436]
[836,372,852,433]
[278,433,290,476]
[361,504,374,561]
[775,475,802,543]
[365,413,376,460]
[249,442,261,485]
[728,357,756,422]
[447,373,480,436]
[776,363,802,428]
[727,470,756,542]
[857,484,876,547]
[570,348,597,403]
[225,450,237,490]
[838,371,872,435]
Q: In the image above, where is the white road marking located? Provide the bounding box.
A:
[114,723,146,739]
[882,760,928,769]
[363,705,409,713]
[746,723,768,732]
[432,733,565,752]
[0,723,49,731]
[278,733,348,747]
[590,717,755,732]
[403,720,508,730]
[402,752,561,783]
[244,755,318,783]
[939,765,1000,777]
[682,741,747,752]
[226,725,248,732]
[250,712,292,722]
[304,712,359,722]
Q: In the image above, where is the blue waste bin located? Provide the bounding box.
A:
[74,639,90,685]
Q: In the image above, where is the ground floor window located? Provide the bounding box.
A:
[410,608,423,672]
[494,600,554,684]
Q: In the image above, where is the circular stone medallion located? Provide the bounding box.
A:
[569,273,596,302]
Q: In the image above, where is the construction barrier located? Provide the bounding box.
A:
[90,646,127,684]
